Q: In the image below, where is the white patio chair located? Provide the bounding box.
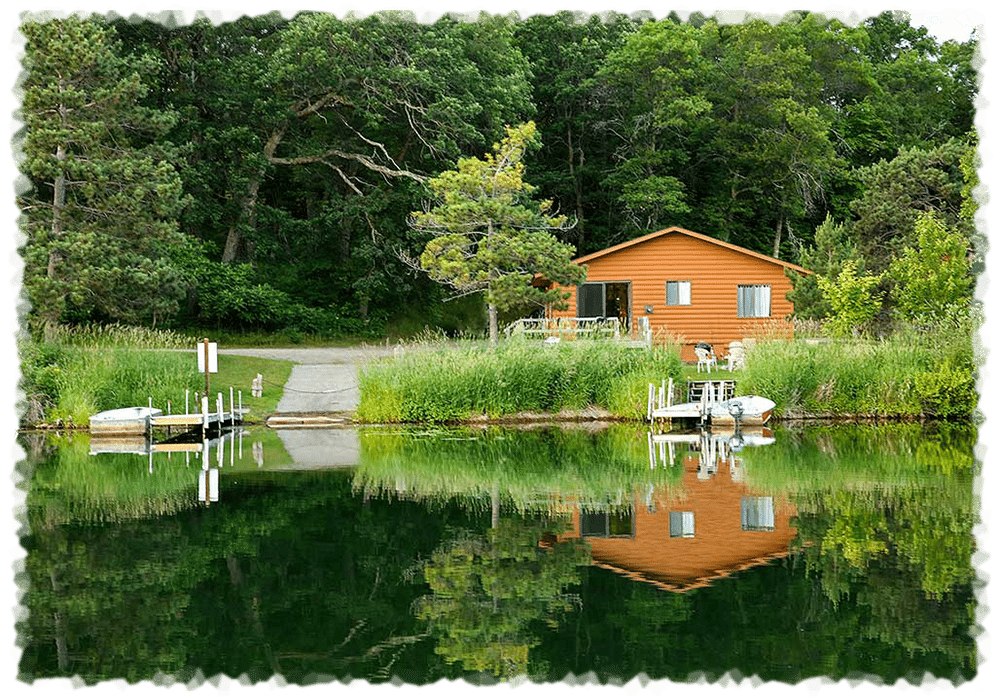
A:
[726,341,746,371]
[694,345,717,373]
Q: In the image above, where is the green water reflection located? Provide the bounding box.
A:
[16,422,979,685]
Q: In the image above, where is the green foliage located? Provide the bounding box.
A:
[815,260,884,337]
[358,338,683,423]
[20,16,190,329]
[739,333,976,418]
[414,518,589,680]
[889,213,972,322]
[410,122,587,343]
[355,424,682,514]
[847,138,968,269]
[787,215,857,319]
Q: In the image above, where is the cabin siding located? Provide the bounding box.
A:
[551,229,804,361]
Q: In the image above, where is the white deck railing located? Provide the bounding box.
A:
[505,316,652,348]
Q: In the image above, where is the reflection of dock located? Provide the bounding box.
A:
[88,430,239,456]
[648,427,774,480]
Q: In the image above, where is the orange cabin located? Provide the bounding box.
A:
[547,226,810,361]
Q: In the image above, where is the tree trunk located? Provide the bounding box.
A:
[773,211,784,258]
[223,123,287,263]
[43,139,68,335]
[567,121,585,245]
[50,568,69,672]
[488,303,499,346]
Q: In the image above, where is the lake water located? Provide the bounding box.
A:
[15,421,979,686]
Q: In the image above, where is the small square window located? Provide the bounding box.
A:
[666,281,691,306]
[669,511,695,538]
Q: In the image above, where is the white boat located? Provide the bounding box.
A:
[89,406,163,436]
[649,393,775,425]
[705,395,775,425]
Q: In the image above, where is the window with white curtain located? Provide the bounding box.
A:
[737,284,771,318]
[669,511,695,538]
[666,281,691,306]
[741,497,775,531]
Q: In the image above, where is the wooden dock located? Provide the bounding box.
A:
[89,389,248,437]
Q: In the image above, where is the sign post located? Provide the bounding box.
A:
[197,338,218,400]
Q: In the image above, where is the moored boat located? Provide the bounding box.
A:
[89,406,163,436]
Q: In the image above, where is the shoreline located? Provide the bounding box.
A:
[16,407,972,434]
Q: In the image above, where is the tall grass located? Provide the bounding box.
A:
[20,330,202,425]
[357,337,684,423]
[739,331,977,419]
[44,322,196,349]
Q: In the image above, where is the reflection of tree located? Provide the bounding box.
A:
[414,517,590,680]
[796,484,975,601]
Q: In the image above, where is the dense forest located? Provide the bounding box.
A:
[18,10,979,339]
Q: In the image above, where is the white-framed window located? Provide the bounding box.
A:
[741,497,775,531]
[666,280,692,306]
[669,511,695,538]
[737,284,771,318]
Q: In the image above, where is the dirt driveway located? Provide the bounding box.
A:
[220,345,396,415]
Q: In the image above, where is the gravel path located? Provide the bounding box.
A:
[220,345,396,414]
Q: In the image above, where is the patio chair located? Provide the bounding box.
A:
[694,344,717,373]
[725,341,746,371]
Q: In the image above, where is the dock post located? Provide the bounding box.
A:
[238,390,242,418]
[202,395,209,440]
[229,387,235,426]
[647,383,654,422]
[666,377,674,408]
[217,393,224,431]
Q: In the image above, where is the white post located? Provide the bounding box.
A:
[217,393,223,429]
[667,377,674,408]
[229,387,234,424]
[238,390,242,416]
[202,395,209,438]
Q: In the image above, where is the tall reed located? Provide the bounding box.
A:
[357,338,684,423]
[739,333,977,419]
[19,322,202,426]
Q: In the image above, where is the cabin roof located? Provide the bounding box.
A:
[590,548,797,593]
[574,226,811,275]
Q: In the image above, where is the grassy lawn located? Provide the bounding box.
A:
[681,365,742,382]
[212,354,294,420]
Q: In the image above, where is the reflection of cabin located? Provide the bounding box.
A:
[546,227,810,361]
[559,437,796,592]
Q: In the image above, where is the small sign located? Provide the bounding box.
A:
[197,342,218,373]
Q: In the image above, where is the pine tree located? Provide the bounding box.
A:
[407,122,586,344]
[20,16,189,334]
